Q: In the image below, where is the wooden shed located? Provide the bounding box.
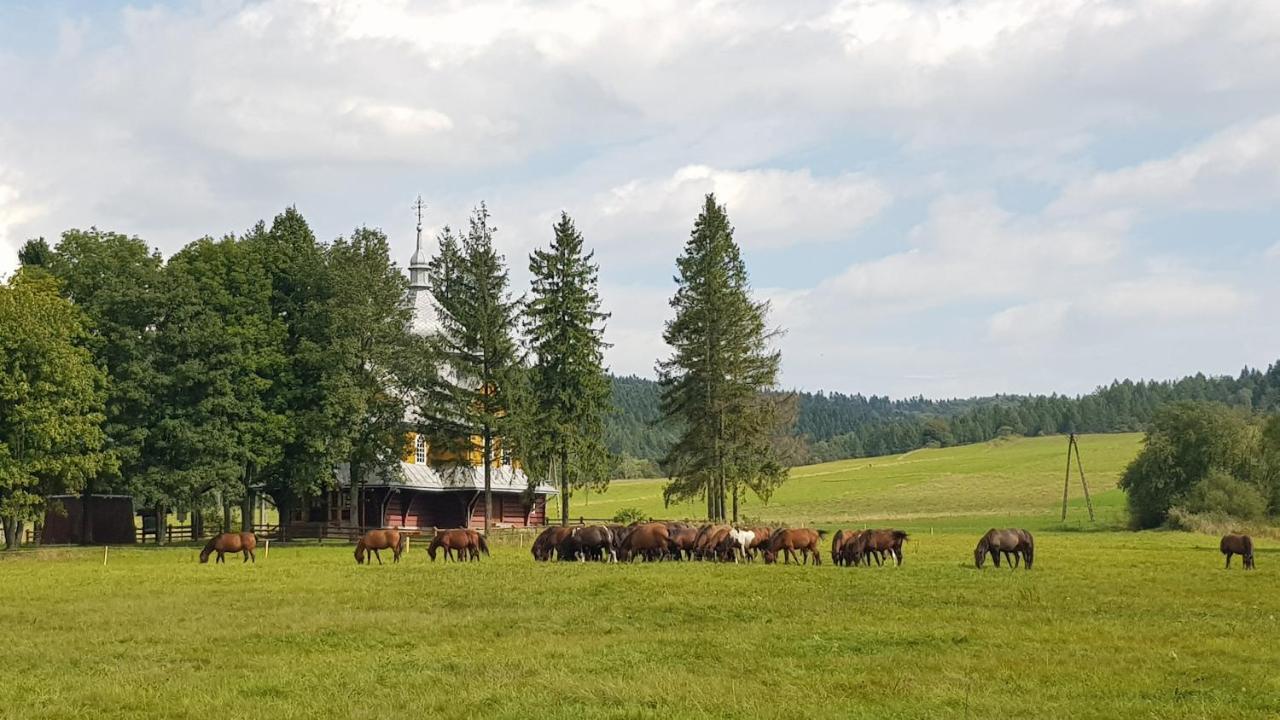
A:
[41,494,137,545]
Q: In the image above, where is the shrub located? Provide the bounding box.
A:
[1177,468,1268,521]
[611,508,647,525]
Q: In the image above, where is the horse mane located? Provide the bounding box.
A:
[199,536,217,558]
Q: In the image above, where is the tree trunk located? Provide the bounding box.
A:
[155,504,166,546]
[483,424,493,535]
[276,497,291,541]
[349,462,361,529]
[222,499,231,534]
[732,480,739,524]
[241,463,255,533]
[192,507,204,539]
[559,448,570,528]
[3,516,19,550]
[80,488,94,545]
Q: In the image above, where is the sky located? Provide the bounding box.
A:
[2,0,1279,399]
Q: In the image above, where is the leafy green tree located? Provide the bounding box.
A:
[658,194,788,522]
[325,226,416,527]
[423,204,523,534]
[0,271,110,548]
[146,236,287,541]
[245,209,351,535]
[17,238,52,268]
[43,230,164,540]
[524,212,612,526]
[1119,402,1257,528]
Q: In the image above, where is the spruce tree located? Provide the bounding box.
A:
[658,194,788,522]
[424,204,522,534]
[524,212,611,526]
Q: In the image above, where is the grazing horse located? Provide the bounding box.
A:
[620,522,671,562]
[697,525,733,561]
[1221,534,1255,570]
[532,526,573,561]
[668,526,700,560]
[974,528,1033,569]
[354,529,405,565]
[764,528,826,565]
[852,529,909,567]
[727,528,756,563]
[830,529,860,566]
[562,525,616,562]
[428,529,488,561]
[200,532,257,564]
[747,527,773,560]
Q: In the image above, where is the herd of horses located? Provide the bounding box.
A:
[195,526,1257,570]
[532,522,913,566]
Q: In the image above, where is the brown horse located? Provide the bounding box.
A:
[532,526,573,561]
[764,528,826,565]
[562,525,616,562]
[428,529,489,561]
[620,522,671,562]
[974,528,1033,569]
[747,527,773,560]
[696,525,733,561]
[354,529,405,565]
[830,529,861,566]
[851,529,909,566]
[200,532,257,564]
[1221,534,1254,570]
[668,526,700,560]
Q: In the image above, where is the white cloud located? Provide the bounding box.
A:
[1083,275,1248,322]
[587,165,890,255]
[0,168,45,279]
[1052,115,1280,215]
[988,301,1071,345]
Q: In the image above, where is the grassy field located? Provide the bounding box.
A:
[555,433,1143,531]
[4,433,1280,719]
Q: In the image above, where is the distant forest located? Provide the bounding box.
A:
[607,361,1280,475]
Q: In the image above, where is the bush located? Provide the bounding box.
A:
[1177,468,1268,521]
[611,508,648,525]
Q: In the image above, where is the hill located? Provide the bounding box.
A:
[606,361,1280,470]
[555,432,1144,530]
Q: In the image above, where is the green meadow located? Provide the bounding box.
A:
[555,433,1143,531]
[3,433,1279,719]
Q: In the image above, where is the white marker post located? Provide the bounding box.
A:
[264,539,270,559]
[103,545,109,566]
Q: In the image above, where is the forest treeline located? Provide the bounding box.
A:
[607,362,1280,474]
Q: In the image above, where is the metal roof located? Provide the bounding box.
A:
[334,461,556,495]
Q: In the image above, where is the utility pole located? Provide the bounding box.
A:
[1061,433,1096,522]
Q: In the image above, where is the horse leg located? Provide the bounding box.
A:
[1224,552,1231,569]
[374,549,383,565]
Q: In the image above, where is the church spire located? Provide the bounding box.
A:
[409,194,429,289]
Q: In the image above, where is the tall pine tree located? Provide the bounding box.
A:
[424,204,523,534]
[524,212,611,526]
[658,194,788,522]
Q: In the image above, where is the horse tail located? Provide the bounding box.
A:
[893,530,909,542]
[396,532,407,555]
[1242,535,1252,556]
[1023,531,1035,569]
[478,533,490,556]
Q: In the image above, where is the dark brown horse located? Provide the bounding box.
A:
[561,525,616,562]
[1221,534,1254,570]
[830,529,861,566]
[764,528,826,565]
[974,528,1033,569]
[532,526,573,561]
[620,522,671,562]
[852,529,909,567]
[747,527,773,560]
[200,532,257,564]
[354,529,405,565]
[696,525,733,561]
[428,529,489,561]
